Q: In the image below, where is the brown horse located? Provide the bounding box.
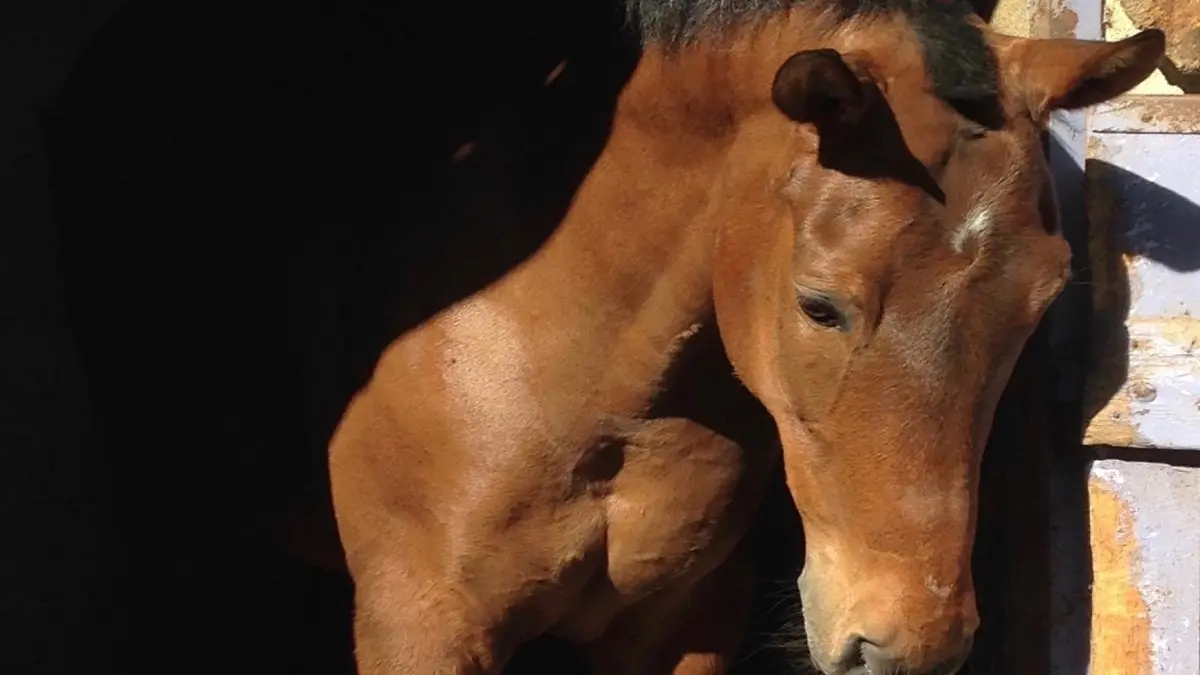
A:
[328,0,1164,672]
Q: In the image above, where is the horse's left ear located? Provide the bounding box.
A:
[1000,29,1166,121]
[772,49,873,139]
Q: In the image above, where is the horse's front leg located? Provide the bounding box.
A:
[584,533,757,675]
[350,553,509,675]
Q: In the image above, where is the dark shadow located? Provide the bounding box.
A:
[968,0,1000,22]
[0,93,128,675]
[1160,59,1200,94]
[1093,445,1200,468]
[1022,126,1098,675]
[2,2,135,674]
[730,466,808,675]
[961,318,1057,675]
[33,0,637,673]
[819,94,949,203]
[1045,429,1097,675]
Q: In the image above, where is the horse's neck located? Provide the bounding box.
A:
[509,17,830,318]
[493,25,830,413]
[495,62,737,412]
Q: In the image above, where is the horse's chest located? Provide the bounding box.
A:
[599,417,760,595]
[549,417,766,642]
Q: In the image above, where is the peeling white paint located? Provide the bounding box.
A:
[1091,465,1127,485]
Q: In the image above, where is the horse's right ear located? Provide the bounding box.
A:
[997,30,1165,123]
[772,49,871,139]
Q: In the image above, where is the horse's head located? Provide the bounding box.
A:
[708,18,1164,675]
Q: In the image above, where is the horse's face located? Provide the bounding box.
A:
[712,26,1164,675]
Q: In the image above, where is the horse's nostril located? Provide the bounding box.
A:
[858,640,889,674]
[831,636,860,670]
[835,635,882,673]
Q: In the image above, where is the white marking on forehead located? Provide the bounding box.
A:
[950,201,996,253]
[950,165,1021,254]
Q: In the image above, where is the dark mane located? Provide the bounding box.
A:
[624,0,998,106]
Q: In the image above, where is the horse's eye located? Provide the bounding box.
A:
[799,296,845,331]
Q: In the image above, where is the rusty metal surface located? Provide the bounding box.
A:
[1088,459,1200,674]
[1088,471,1153,674]
[1093,96,1200,135]
[1083,122,1200,451]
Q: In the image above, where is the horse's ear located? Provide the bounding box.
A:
[772,49,871,138]
[1001,29,1165,121]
